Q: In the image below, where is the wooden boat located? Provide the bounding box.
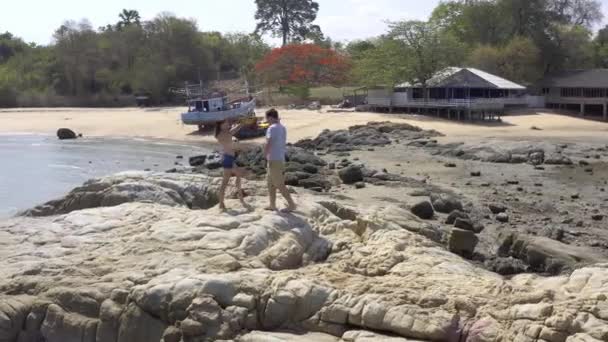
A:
[179,83,256,128]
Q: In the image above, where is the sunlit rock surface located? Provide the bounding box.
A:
[1,172,607,342]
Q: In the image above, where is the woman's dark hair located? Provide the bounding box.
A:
[215,121,226,137]
[265,108,279,120]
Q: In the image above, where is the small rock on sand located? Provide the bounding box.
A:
[496,213,509,223]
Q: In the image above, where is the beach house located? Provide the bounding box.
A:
[540,69,608,120]
[367,67,530,120]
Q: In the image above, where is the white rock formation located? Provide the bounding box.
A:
[1,172,607,341]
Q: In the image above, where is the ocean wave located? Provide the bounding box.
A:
[48,164,83,170]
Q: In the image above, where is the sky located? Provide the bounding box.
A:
[2,0,608,45]
[0,0,442,45]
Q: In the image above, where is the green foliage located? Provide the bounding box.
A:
[117,9,141,30]
[389,20,466,87]
[254,0,321,46]
[468,37,542,84]
[594,25,608,68]
[350,0,603,89]
[351,38,410,87]
[0,12,270,107]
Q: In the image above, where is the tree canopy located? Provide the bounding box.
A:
[254,0,322,46]
[349,0,605,87]
[0,11,269,107]
[255,44,350,98]
[2,1,608,107]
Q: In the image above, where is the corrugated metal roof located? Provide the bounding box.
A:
[466,68,526,90]
[540,69,608,88]
[396,67,525,90]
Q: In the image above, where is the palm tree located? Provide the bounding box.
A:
[117,9,141,29]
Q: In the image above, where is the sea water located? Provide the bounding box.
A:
[0,134,207,218]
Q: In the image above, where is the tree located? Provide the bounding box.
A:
[547,24,594,71]
[254,0,321,46]
[469,37,541,84]
[468,45,502,76]
[117,9,141,30]
[255,44,350,98]
[389,20,466,96]
[351,38,410,87]
[346,40,376,60]
[0,32,29,63]
[594,25,608,67]
[547,0,603,27]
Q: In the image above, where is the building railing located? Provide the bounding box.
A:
[369,97,528,109]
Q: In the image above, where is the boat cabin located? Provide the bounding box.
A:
[188,96,227,113]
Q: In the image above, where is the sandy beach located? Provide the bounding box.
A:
[2,107,608,144]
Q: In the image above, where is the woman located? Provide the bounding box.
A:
[215,120,247,211]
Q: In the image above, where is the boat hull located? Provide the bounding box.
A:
[181,100,256,125]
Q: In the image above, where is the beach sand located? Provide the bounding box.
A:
[1,107,608,144]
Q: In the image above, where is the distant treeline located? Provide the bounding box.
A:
[0,10,270,107]
[2,1,608,107]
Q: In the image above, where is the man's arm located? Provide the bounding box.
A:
[264,126,273,159]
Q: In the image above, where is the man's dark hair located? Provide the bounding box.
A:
[265,108,279,120]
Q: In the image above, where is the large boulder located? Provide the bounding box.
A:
[448,228,479,258]
[498,233,603,274]
[57,128,77,140]
[430,193,463,214]
[21,172,222,217]
[410,200,434,220]
[338,166,363,185]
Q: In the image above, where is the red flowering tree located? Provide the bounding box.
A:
[255,44,351,98]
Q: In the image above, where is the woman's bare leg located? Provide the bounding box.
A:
[234,168,247,206]
[218,170,231,211]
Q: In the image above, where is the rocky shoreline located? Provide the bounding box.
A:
[2,122,608,341]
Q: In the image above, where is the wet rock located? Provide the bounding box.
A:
[541,227,565,242]
[410,200,434,220]
[338,166,363,185]
[298,176,332,191]
[489,204,507,214]
[498,234,602,274]
[430,194,463,214]
[528,151,545,165]
[454,218,475,232]
[294,122,441,152]
[57,128,77,140]
[204,153,223,170]
[485,257,528,275]
[509,154,528,164]
[448,228,478,258]
[446,210,469,225]
[545,154,573,165]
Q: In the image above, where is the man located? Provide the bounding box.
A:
[264,108,296,212]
